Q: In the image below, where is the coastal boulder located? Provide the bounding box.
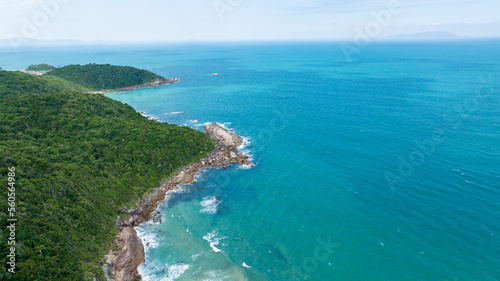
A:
[114,227,145,281]
[174,169,196,184]
[204,123,243,147]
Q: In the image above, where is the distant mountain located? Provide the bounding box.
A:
[0,38,118,48]
[385,31,463,41]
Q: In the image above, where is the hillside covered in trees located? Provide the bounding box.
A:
[0,69,214,280]
[46,64,168,91]
[0,71,90,98]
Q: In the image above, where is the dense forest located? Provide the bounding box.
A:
[0,69,215,280]
[0,71,87,98]
[46,64,168,90]
[25,64,55,72]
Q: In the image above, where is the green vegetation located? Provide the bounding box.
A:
[0,71,88,98]
[0,69,215,280]
[26,64,56,72]
[46,64,167,91]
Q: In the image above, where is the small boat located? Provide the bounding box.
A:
[213,73,220,76]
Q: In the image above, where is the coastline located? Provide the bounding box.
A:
[87,78,180,94]
[104,123,252,281]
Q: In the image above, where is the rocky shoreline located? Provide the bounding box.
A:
[103,123,252,281]
[88,78,180,94]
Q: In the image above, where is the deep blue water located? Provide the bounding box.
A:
[1,40,499,280]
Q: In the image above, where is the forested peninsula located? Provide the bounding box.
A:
[0,65,214,280]
[46,64,174,91]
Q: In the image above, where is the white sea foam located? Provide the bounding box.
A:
[203,230,226,253]
[165,263,190,280]
[238,136,251,150]
[239,142,255,169]
[242,262,251,268]
[193,170,207,182]
[200,196,221,214]
[215,122,232,129]
[141,262,190,281]
[135,227,160,254]
[164,111,184,115]
[239,163,255,170]
[140,113,161,122]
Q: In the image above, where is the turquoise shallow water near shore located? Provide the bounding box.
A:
[2,41,500,280]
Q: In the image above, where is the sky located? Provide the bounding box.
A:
[0,0,499,42]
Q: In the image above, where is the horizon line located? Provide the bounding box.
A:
[1,36,500,47]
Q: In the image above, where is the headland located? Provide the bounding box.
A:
[104,123,252,281]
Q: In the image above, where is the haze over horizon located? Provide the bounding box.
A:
[1,0,499,43]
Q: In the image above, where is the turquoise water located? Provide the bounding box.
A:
[2,41,500,280]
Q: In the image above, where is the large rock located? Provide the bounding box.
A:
[204,123,243,147]
[114,227,144,281]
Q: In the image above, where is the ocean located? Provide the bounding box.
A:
[1,40,499,280]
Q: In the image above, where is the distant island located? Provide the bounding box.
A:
[19,63,178,92]
[46,63,179,92]
[0,65,248,280]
